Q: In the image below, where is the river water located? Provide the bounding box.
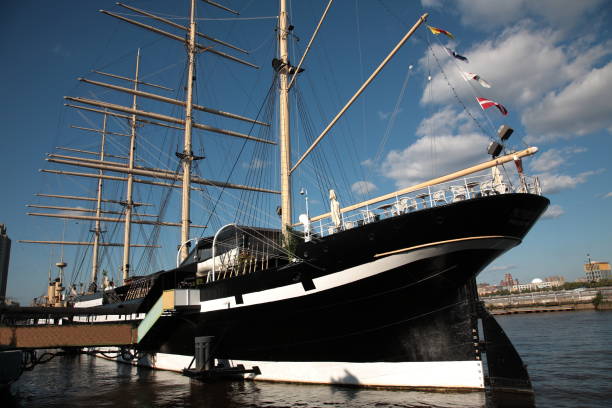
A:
[2,310,611,407]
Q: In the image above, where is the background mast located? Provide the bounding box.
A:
[122,49,140,282]
[278,0,292,241]
[180,0,197,262]
[91,113,108,286]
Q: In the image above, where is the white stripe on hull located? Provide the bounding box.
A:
[101,350,484,390]
[230,359,485,389]
[74,297,104,308]
[199,237,516,314]
[73,238,514,323]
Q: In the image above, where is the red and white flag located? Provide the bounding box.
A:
[476,97,508,115]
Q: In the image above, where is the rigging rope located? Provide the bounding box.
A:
[423,35,494,142]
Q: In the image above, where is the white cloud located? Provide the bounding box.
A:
[537,170,600,194]
[381,107,489,188]
[529,146,586,173]
[420,23,612,142]
[422,26,584,107]
[377,111,389,120]
[52,44,71,57]
[529,149,566,173]
[361,158,375,168]
[351,180,377,195]
[57,208,89,217]
[377,109,403,121]
[420,0,443,8]
[242,158,268,169]
[523,61,612,142]
[487,265,517,272]
[416,106,477,137]
[604,192,612,198]
[541,204,565,219]
[452,0,606,31]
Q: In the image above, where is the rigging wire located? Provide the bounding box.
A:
[426,39,437,180]
[371,64,414,171]
[237,76,277,227]
[425,36,498,138]
[354,0,368,174]
[421,33,495,141]
[201,77,279,236]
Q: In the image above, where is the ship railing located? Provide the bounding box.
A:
[204,241,274,282]
[303,173,541,239]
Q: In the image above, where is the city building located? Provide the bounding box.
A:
[499,273,518,289]
[512,279,554,292]
[477,282,499,296]
[0,224,11,302]
[545,275,565,284]
[510,276,566,292]
[584,261,612,282]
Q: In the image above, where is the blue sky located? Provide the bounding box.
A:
[1,0,611,303]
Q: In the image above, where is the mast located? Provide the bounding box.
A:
[30,1,264,267]
[91,113,108,285]
[122,49,140,282]
[179,0,197,262]
[278,0,292,241]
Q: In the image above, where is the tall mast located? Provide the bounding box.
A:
[278,0,292,241]
[91,113,108,285]
[122,49,140,282]
[179,0,197,262]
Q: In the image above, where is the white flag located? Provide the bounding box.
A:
[462,71,491,88]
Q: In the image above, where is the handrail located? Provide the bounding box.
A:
[293,172,541,239]
[300,147,538,225]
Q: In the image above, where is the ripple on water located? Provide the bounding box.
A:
[3,311,611,408]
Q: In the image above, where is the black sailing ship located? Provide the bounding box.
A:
[25,0,548,393]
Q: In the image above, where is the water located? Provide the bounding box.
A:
[494,310,612,408]
[2,310,611,407]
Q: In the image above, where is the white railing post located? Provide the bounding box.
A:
[177,238,198,268]
[209,223,236,283]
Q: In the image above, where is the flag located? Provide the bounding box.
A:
[427,25,455,39]
[444,47,468,62]
[476,97,508,115]
[462,71,491,88]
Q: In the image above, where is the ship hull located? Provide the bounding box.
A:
[77,194,546,389]
[152,237,513,361]
[121,194,548,390]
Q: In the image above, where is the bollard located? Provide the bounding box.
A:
[194,336,214,371]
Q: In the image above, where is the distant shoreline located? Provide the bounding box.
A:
[483,286,612,314]
[489,302,612,315]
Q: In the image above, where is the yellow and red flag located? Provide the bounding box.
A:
[427,25,455,39]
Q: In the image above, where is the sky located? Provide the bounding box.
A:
[1,0,611,303]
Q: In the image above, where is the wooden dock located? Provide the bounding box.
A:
[0,290,192,350]
[0,324,138,349]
